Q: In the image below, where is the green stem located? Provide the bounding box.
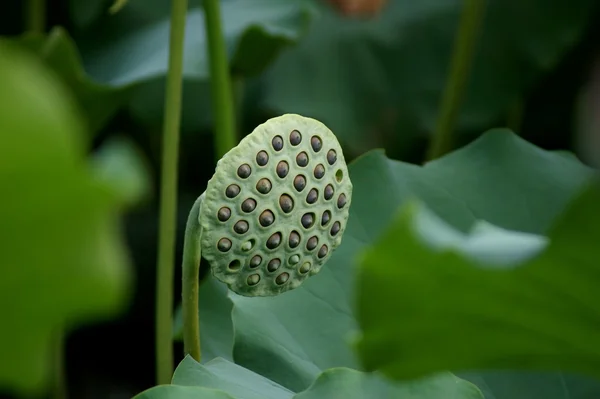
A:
[203,0,237,159]
[425,0,486,161]
[26,0,45,34]
[155,0,188,385]
[181,194,204,361]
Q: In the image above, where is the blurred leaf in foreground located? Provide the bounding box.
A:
[355,180,600,382]
[0,42,134,395]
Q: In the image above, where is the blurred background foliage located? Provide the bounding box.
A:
[1,0,600,397]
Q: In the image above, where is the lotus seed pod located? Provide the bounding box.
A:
[199,114,353,296]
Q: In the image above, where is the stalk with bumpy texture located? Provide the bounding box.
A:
[181,114,352,360]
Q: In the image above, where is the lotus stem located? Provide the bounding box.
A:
[155,0,188,385]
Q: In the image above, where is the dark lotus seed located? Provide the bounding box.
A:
[266,232,282,249]
[290,130,302,146]
[275,272,289,285]
[279,194,294,213]
[247,274,260,286]
[296,151,309,167]
[324,184,334,200]
[228,259,241,271]
[256,178,272,194]
[321,210,331,226]
[241,198,257,213]
[306,189,318,204]
[336,169,343,182]
[237,164,251,179]
[301,213,315,229]
[318,244,329,258]
[276,161,289,178]
[299,262,311,274]
[314,164,325,179]
[249,255,262,268]
[234,220,249,234]
[256,151,269,166]
[331,221,341,236]
[337,193,347,209]
[226,184,240,198]
[294,175,306,192]
[272,135,283,151]
[268,258,281,272]
[217,207,231,222]
[327,149,337,165]
[289,231,301,248]
[311,136,322,152]
[306,236,318,251]
[259,210,275,227]
[217,238,232,252]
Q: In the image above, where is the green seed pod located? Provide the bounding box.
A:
[199,114,352,296]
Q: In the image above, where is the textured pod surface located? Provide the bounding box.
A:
[199,114,353,296]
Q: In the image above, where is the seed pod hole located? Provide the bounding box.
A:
[226,184,240,198]
[276,161,289,178]
[301,213,315,229]
[241,198,257,213]
[306,236,318,251]
[279,194,294,213]
[306,189,318,204]
[256,151,269,166]
[294,175,306,192]
[259,210,275,227]
[288,231,301,248]
[311,136,322,152]
[290,130,302,146]
[249,255,262,268]
[268,258,281,272]
[237,164,251,179]
[324,184,334,200]
[256,178,272,194]
[336,169,343,183]
[318,244,329,259]
[234,220,249,234]
[247,274,260,286]
[275,272,289,285]
[241,239,256,252]
[228,259,241,271]
[337,193,347,209]
[217,207,231,222]
[321,210,331,226]
[217,238,232,252]
[272,135,283,151]
[330,221,341,236]
[289,254,300,265]
[327,149,337,165]
[296,152,309,167]
[314,164,325,179]
[266,232,282,249]
[299,262,311,274]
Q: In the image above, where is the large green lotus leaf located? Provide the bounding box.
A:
[460,370,600,399]
[354,182,600,382]
[170,355,482,399]
[74,0,313,133]
[261,0,595,151]
[172,275,234,363]
[7,27,129,134]
[0,42,133,394]
[296,369,483,399]
[228,129,596,394]
[173,356,294,399]
[77,0,313,85]
[132,385,235,399]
